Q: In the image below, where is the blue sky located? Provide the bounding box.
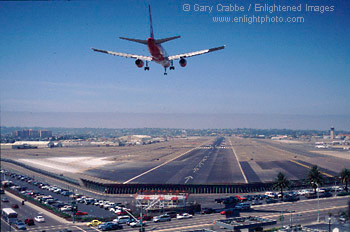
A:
[1,0,349,129]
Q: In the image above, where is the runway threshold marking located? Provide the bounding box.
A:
[289,160,333,177]
[228,137,248,183]
[123,145,205,184]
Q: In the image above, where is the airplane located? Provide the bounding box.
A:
[91,5,225,75]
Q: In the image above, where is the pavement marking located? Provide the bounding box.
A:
[228,137,248,183]
[262,205,348,219]
[123,144,206,184]
[152,223,213,232]
[289,159,333,177]
[73,226,88,232]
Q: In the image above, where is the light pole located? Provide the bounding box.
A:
[290,210,295,228]
[296,214,302,231]
[312,182,320,222]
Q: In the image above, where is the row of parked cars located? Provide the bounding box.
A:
[85,211,194,230]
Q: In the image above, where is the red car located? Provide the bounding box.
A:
[11,204,19,209]
[25,218,35,226]
[220,209,232,215]
[235,195,247,202]
[75,211,88,216]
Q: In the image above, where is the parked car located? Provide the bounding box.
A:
[153,214,171,222]
[75,211,88,216]
[266,198,278,204]
[235,202,251,210]
[34,215,45,223]
[129,220,147,228]
[252,200,262,205]
[101,223,123,231]
[15,220,27,230]
[176,213,193,219]
[25,218,35,226]
[87,220,102,227]
[265,192,276,198]
[319,192,332,198]
[220,209,233,215]
[113,215,130,224]
[201,207,214,214]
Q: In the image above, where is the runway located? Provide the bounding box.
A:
[3,136,349,185]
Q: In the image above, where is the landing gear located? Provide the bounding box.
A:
[144,61,149,71]
[169,60,175,70]
[164,67,167,75]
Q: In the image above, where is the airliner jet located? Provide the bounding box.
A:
[91,5,225,75]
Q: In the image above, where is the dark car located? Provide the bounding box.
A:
[319,192,332,198]
[165,211,177,218]
[282,195,300,202]
[25,218,35,226]
[1,197,9,202]
[305,193,317,199]
[201,207,214,214]
[11,204,19,209]
[100,223,123,231]
[266,198,278,204]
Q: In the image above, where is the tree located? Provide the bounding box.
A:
[307,165,323,193]
[273,172,290,199]
[340,168,350,192]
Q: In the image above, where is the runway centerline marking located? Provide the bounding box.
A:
[123,144,207,184]
[289,159,333,177]
[228,137,248,183]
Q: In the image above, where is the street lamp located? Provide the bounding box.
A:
[312,182,320,222]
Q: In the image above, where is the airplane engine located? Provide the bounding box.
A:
[135,59,144,68]
[179,58,187,67]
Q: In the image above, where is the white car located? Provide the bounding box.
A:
[176,213,193,219]
[113,215,130,224]
[34,216,45,223]
[60,206,72,211]
[129,221,147,227]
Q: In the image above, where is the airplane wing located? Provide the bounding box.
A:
[168,45,225,60]
[91,48,153,61]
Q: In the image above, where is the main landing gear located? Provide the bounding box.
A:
[164,67,167,75]
[144,61,149,71]
[169,60,175,70]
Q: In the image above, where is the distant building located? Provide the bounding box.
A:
[12,129,52,139]
[330,127,335,140]
[40,130,52,138]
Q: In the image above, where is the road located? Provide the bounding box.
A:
[2,186,349,232]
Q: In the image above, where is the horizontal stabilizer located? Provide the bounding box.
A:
[155,36,181,44]
[119,37,148,45]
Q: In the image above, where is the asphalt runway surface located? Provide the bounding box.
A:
[85,146,246,184]
[4,136,350,186]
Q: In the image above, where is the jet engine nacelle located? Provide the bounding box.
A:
[179,58,187,67]
[135,59,144,68]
